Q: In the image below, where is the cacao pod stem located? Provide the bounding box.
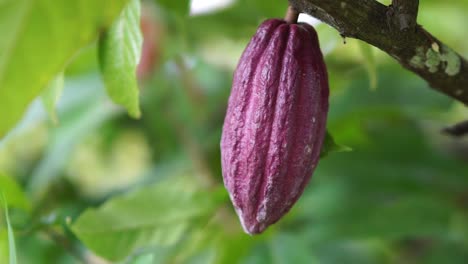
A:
[285,6,299,24]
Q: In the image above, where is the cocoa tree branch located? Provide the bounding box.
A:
[289,0,468,105]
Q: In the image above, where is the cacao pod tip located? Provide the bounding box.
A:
[228,193,265,235]
[235,209,261,235]
[236,212,267,235]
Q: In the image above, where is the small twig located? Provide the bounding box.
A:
[442,120,468,137]
[44,228,87,263]
[45,227,110,264]
[285,6,299,24]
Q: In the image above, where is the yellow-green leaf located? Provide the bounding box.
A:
[0,0,131,139]
[0,230,8,264]
[320,131,352,158]
[41,72,64,124]
[0,174,30,211]
[71,176,226,261]
[98,0,142,118]
[1,194,17,264]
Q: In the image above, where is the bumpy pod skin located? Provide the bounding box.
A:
[220,19,329,234]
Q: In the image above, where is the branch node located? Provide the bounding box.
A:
[388,0,419,32]
[340,33,347,44]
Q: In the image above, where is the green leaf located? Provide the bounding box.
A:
[313,240,392,264]
[0,0,131,139]
[0,174,30,211]
[1,194,17,264]
[358,42,378,90]
[156,0,190,17]
[300,120,468,242]
[41,72,64,124]
[320,131,352,158]
[328,196,455,239]
[99,0,142,118]
[130,253,155,264]
[213,231,255,264]
[71,176,226,261]
[0,230,8,264]
[270,232,318,264]
[168,224,253,264]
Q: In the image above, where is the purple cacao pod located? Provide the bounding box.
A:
[220,19,329,234]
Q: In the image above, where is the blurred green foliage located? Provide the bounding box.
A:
[0,0,131,138]
[0,0,468,263]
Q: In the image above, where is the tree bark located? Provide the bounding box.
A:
[389,0,419,31]
[289,0,468,105]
